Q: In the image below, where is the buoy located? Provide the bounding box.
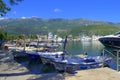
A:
[4,46,8,50]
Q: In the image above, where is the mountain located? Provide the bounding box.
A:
[0,17,119,36]
[70,25,120,36]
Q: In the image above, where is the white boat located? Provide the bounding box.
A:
[11,48,63,59]
[99,31,120,48]
[40,51,63,64]
[80,35,91,41]
[52,54,112,73]
[92,35,100,41]
[40,36,67,64]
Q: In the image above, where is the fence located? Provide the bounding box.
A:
[103,49,120,72]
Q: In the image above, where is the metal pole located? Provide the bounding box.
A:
[117,50,119,72]
[36,34,39,52]
[102,49,104,68]
[23,34,26,51]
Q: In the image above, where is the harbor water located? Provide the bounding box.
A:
[64,40,104,56]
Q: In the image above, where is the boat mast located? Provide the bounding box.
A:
[63,36,67,53]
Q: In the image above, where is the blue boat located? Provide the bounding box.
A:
[51,54,112,73]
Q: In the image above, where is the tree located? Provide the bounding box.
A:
[0,0,23,16]
[0,29,7,40]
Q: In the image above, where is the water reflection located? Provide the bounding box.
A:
[66,41,104,56]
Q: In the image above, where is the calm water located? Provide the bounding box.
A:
[14,40,120,73]
[65,40,104,56]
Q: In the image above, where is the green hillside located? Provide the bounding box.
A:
[70,25,120,37]
[0,18,120,37]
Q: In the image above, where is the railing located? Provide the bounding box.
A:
[103,49,120,72]
[116,50,120,72]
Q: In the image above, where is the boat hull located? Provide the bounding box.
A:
[27,53,40,59]
[52,61,79,73]
[11,50,28,57]
[99,37,120,48]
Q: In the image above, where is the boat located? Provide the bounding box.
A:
[40,36,112,73]
[80,35,91,41]
[10,46,39,58]
[11,47,63,59]
[52,54,112,73]
[40,51,63,64]
[40,36,67,64]
[99,32,120,48]
[12,50,29,58]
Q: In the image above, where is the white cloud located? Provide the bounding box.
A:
[21,17,27,19]
[0,18,5,20]
[53,8,61,13]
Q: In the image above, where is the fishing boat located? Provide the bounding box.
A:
[10,46,38,58]
[11,50,28,57]
[11,47,63,60]
[40,51,63,64]
[10,40,62,59]
[40,36,68,64]
[52,54,112,73]
[39,36,112,73]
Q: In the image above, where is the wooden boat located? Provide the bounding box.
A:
[52,54,112,73]
[40,51,63,64]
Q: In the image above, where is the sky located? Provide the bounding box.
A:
[2,0,120,22]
